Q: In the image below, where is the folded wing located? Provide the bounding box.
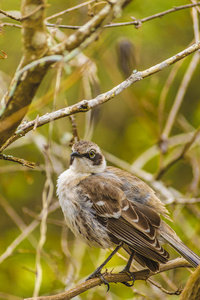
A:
[77,172,169,271]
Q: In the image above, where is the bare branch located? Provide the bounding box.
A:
[0,9,21,21]
[46,0,96,21]
[0,22,22,28]
[1,41,199,153]
[46,3,200,30]
[0,202,60,264]
[0,0,49,148]
[180,265,200,300]
[161,52,200,141]
[50,0,129,53]
[24,258,191,300]
[156,127,200,180]
[33,147,54,297]
[0,153,36,168]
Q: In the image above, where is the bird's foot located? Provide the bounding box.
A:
[120,268,135,287]
[86,270,110,291]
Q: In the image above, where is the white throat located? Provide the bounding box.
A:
[70,156,107,174]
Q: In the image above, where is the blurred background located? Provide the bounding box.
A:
[0,0,200,299]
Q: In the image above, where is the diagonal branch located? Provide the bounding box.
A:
[0,153,35,168]
[155,126,200,180]
[1,41,200,153]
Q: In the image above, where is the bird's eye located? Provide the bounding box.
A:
[89,150,96,159]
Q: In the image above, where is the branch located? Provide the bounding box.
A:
[1,41,200,152]
[180,264,200,300]
[0,22,22,29]
[33,147,54,297]
[0,9,21,21]
[46,0,96,21]
[24,258,191,300]
[156,126,200,180]
[50,0,129,53]
[0,0,49,147]
[46,3,200,30]
[2,2,200,28]
[161,52,200,141]
[0,202,60,264]
[0,153,36,168]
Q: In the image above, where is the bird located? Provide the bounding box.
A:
[57,140,200,286]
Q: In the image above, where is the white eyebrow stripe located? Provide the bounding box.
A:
[96,201,105,206]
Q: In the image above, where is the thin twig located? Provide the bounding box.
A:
[156,127,200,180]
[46,0,96,21]
[147,278,181,295]
[45,3,200,30]
[161,51,200,141]
[0,196,38,248]
[69,115,80,143]
[2,3,200,32]
[0,153,35,168]
[0,9,21,21]
[21,4,47,21]
[0,219,39,264]
[158,60,183,138]
[50,0,126,53]
[130,2,200,27]
[0,22,22,28]
[191,0,200,13]
[0,202,60,264]
[0,4,47,21]
[33,147,54,297]
[191,1,200,43]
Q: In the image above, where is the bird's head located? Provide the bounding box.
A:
[70,141,106,174]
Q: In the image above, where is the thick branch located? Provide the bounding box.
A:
[24,258,191,300]
[0,0,48,147]
[50,0,129,53]
[180,265,200,300]
[1,41,199,152]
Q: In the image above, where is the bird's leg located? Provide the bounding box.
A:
[120,251,135,287]
[86,242,123,290]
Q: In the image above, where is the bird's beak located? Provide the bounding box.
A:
[70,151,83,158]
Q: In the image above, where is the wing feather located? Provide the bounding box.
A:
[77,172,169,264]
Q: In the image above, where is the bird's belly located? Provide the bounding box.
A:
[59,188,112,249]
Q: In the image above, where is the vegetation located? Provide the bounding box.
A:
[0,1,200,299]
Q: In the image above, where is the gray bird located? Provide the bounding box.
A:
[57,140,200,285]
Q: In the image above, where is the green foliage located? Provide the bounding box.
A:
[0,1,200,299]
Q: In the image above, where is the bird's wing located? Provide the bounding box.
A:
[77,173,169,264]
[106,166,169,218]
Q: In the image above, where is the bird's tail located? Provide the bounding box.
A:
[160,221,200,268]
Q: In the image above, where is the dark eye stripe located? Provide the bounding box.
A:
[82,152,102,165]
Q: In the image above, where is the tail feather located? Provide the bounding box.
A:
[160,222,200,268]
